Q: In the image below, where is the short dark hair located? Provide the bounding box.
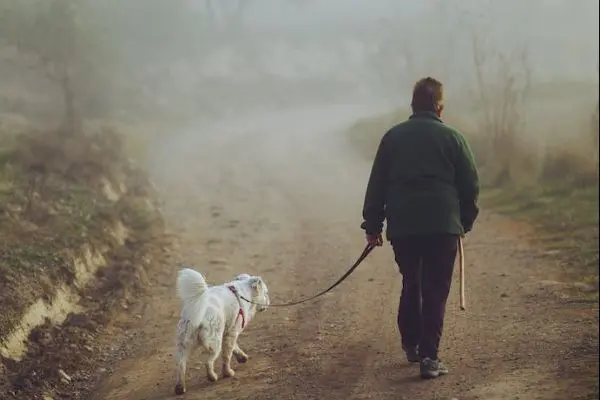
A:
[411,77,444,113]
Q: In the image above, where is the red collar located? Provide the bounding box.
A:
[227,286,246,329]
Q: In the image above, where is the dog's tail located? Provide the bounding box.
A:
[177,268,209,304]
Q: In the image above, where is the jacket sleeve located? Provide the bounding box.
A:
[453,132,480,233]
[361,132,390,235]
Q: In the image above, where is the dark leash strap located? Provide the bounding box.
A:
[240,243,375,307]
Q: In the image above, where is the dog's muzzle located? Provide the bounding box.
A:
[258,293,270,312]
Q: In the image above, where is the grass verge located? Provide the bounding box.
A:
[481,181,599,299]
[345,109,407,160]
[0,126,170,398]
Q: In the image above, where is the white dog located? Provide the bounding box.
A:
[174,268,270,395]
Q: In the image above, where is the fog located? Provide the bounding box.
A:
[0,0,598,163]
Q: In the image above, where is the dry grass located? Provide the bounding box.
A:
[0,123,172,398]
[482,182,599,299]
[0,126,164,340]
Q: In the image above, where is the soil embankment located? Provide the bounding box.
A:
[0,128,170,399]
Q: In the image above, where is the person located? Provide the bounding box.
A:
[360,77,480,379]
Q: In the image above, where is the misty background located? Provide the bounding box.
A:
[0,0,598,158]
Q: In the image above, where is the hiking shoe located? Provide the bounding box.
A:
[420,357,449,379]
[402,346,421,363]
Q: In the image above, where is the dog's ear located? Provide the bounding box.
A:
[235,273,251,281]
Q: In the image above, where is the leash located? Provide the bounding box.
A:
[240,243,375,307]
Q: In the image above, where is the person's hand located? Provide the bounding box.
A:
[366,233,383,247]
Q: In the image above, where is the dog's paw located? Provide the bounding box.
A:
[207,371,219,382]
[174,383,185,395]
[223,367,235,378]
[235,353,249,364]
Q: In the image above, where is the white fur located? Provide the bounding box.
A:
[173,268,270,395]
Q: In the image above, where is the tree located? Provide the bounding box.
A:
[592,63,599,175]
[443,0,534,184]
[0,0,112,135]
[471,31,532,184]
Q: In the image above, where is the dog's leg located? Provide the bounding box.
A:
[174,321,196,395]
[174,341,191,395]
[233,339,249,364]
[221,333,236,378]
[204,338,221,382]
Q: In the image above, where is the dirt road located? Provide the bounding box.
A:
[91,104,597,400]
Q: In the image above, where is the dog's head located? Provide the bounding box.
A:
[235,274,270,312]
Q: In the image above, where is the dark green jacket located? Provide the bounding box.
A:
[361,111,479,239]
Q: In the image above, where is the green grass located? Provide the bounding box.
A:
[345,107,476,161]
[345,109,408,160]
[481,181,599,298]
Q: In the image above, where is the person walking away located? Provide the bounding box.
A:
[360,77,480,379]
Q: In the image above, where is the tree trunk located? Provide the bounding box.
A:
[61,73,79,136]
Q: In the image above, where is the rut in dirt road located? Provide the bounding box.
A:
[91,105,597,400]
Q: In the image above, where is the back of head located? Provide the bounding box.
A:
[411,77,444,115]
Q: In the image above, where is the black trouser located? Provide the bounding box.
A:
[391,234,458,360]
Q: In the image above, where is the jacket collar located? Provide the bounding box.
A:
[409,111,443,123]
